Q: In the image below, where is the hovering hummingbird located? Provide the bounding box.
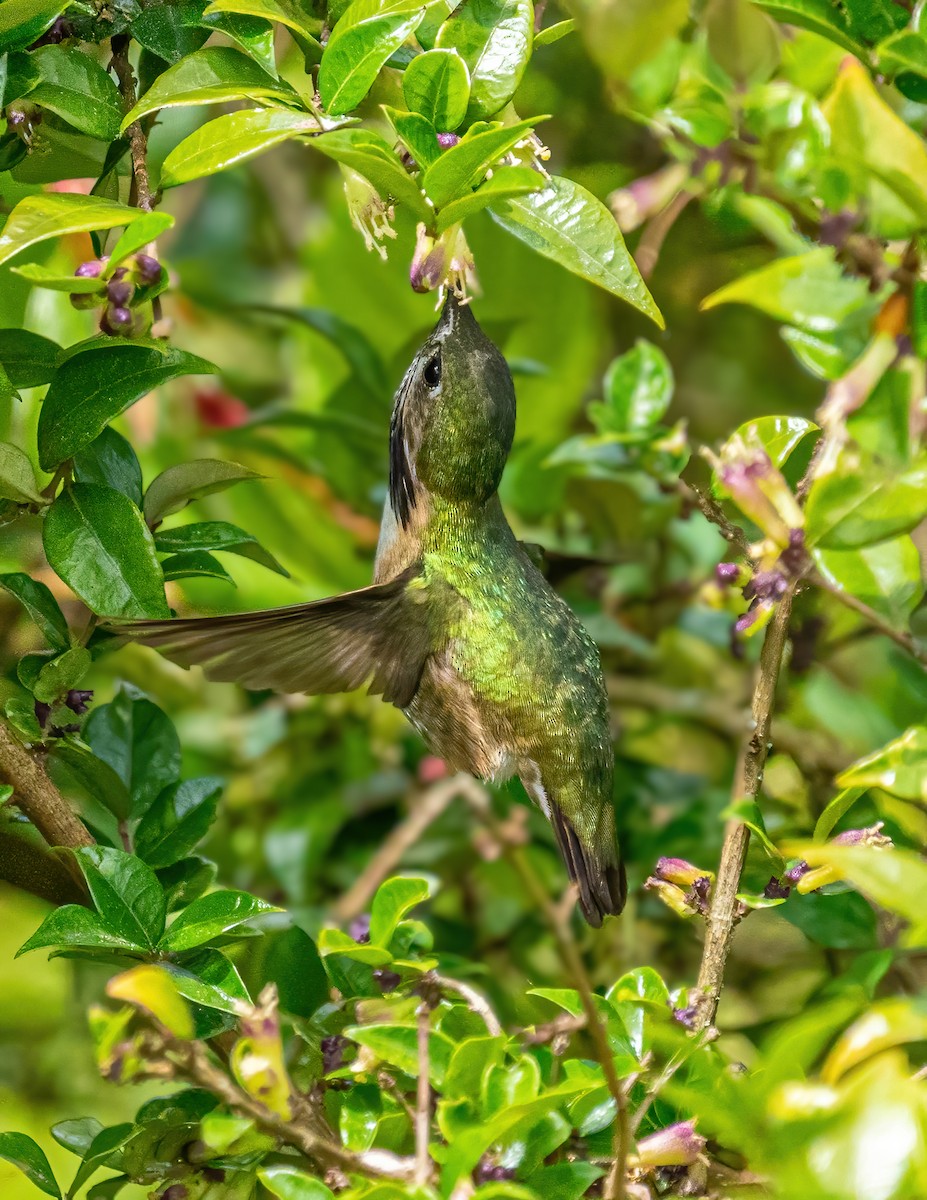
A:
[115,297,625,925]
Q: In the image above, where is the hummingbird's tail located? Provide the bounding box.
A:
[549,805,627,927]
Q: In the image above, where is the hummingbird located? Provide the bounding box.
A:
[115,296,625,925]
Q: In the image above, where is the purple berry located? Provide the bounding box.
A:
[134,253,162,286]
[106,278,133,306]
[373,969,401,993]
[715,562,739,585]
[436,132,460,149]
[65,688,93,714]
[74,259,104,279]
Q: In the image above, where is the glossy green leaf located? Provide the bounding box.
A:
[153,520,288,576]
[16,46,122,141]
[160,551,235,584]
[435,164,542,231]
[45,739,132,825]
[0,573,69,648]
[135,777,223,869]
[33,646,91,704]
[489,174,663,324]
[200,10,277,74]
[83,690,181,821]
[0,0,70,53]
[259,1164,335,1200]
[0,1132,60,1198]
[339,1083,381,1151]
[121,47,296,129]
[38,343,215,470]
[9,264,104,294]
[204,0,321,40]
[66,1125,132,1198]
[422,116,537,208]
[590,340,673,434]
[131,1,211,62]
[748,0,862,53]
[310,127,431,219]
[159,890,281,953]
[702,248,870,331]
[319,6,425,115]
[73,428,143,507]
[0,194,137,267]
[369,875,430,945]
[317,926,394,965]
[164,950,251,1013]
[533,18,576,47]
[104,213,175,273]
[144,459,263,524]
[806,451,927,549]
[837,726,927,803]
[43,485,170,619]
[0,442,42,503]
[345,1022,454,1087]
[76,845,167,949]
[158,856,218,911]
[16,905,146,958]
[813,787,867,841]
[436,0,533,121]
[161,107,327,188]
[383,105,441,168]
[814,535,923,631]
[0,329,60,387]
[403,48,470,130]
[50,1118,103,1159]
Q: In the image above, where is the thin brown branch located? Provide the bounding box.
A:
[432,973,502,1037]
[110,34,155,212]
[0,721,94,885]
[636,189,694,279]
[463,781,630,1200]
[693,592,794,1031]
[330,773,463,923]
[679,482,751,556]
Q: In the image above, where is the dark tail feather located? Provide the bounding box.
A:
[550,807,626,927]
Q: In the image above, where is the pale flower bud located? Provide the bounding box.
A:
[632,1120,706,1168]
[609,162,689,232]
[342,166,397,261]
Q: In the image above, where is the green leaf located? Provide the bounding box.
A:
[45,739,132,826]
[16,905,146,958]
[403,48,470,130]
[131,1,211,63]
[0,194,138,268]
[16,46,122,141]
[153,520,288,576]
[200,10,277,74]
[104,213,175,273]
[533,18,576,47]
[310,127,431,219]
[590,340,673,434]
[158,856,218,911]
[159,890,281,953]
[319,6,425,115]
[806,451,927,549]
[84,691,181,821]
[383,105,441,168]
[43,485,169,619]
[9,264,104,294]
[121,47,296,129]
[489,175,663,324]
[66,1125,132,1198]
[204,0,321,40]
[748,0,862,54]
[435,164,542,232]
[161,551,235,584]
[837,726,927,803]
[50,1119,103,1160]
[258,1164,335,1200]
[0,442,42,503]
[0,329,60,387]
[249,304,388,395]
[814,535,923,631]
[317,926,394,964]
[161,107,327,188]
[164,950,251,1013]
[38,343,216,471]
[436,0,533,121]
[33,646,91,704]
[0,0,70,53]
[701,248,870,332]
[345,1022,454,1087]
[73,428,143,507]
[144,459,263,524]
[369,875,431,946]
[526,1163,602,1200]
[339,1083,381,1152]
[0,1132,60,1198]
[0,573,69,648]
[261,926,328,1017]
[76,845,167,949]
[422,116,538,209]
[813,786,868,842]
[135,777,223,869]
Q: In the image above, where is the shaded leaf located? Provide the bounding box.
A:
[84,690,181,821]
[0,573,69,648]
[153,520,288,576]
[144,459,263,524]
[135,777,223,869]
[0,328,60,387]
[15,46,121,141]
[73,428,144,507]
[814,536,923,631]
[0,442,42,503]
[0,1132,60,1198]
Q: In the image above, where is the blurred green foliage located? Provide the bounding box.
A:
[2,0,927,1197]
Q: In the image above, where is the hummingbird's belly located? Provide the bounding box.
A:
[403,652,519,782]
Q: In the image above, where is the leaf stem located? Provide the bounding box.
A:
[693,591,793,1030]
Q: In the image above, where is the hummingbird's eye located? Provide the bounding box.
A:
[423,353,442,389]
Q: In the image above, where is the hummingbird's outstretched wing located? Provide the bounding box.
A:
[106,565,432,707]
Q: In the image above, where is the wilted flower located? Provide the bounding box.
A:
[644,876,700,918]
[632,1120,706,1168]
[672,1004,698,1029]
[796,823,893,894]
[410,221,478,297]
[654,857,714,888]
[705,431,804,548]
[342,166,397,260]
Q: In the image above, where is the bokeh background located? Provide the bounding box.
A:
[2,7,925,1195]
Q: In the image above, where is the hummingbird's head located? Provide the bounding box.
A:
[389,294,515,526]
